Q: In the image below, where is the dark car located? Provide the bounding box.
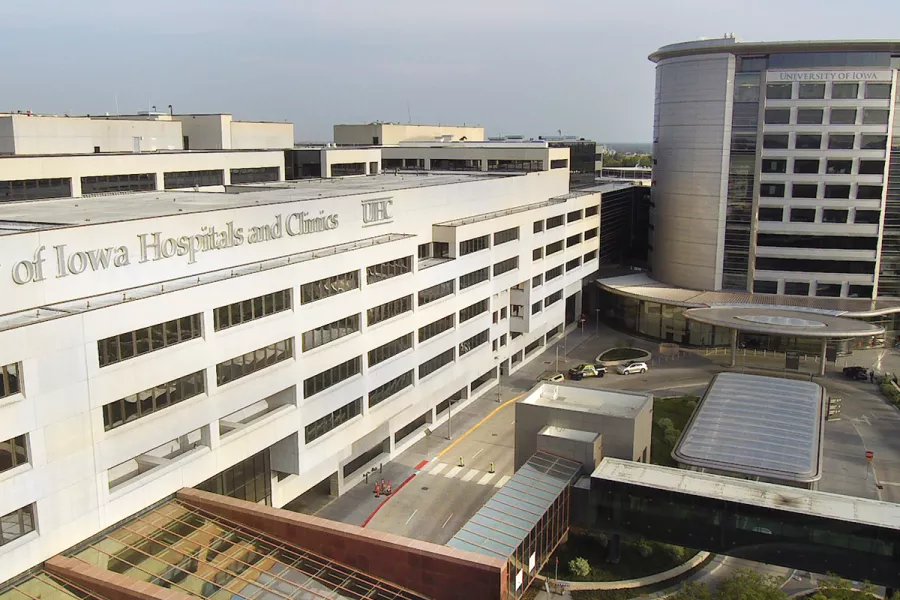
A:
[567,364,606,381]
[842,366,868,381]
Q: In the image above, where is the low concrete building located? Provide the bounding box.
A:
[334,122,484,145]
[514,382,652,470]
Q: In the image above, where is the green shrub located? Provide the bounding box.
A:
[664,428,680,445]
[656,417,674,430]
[634,539,653,558]
[685,400,697,410]
[663,544,685,562]
[568,557,591,578]
[593,532,608,548]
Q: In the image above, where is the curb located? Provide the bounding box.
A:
[360,472,417,528]
[536,551,710,591]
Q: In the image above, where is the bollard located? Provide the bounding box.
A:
[489,462,495,474]
[458,456,465,467]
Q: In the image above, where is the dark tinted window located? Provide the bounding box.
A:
[859,160,885,175]
[793,159,819,174]
[861,135,887,150]
[784,281,810,295]
[758,207,784,222]
[831,82,859,99]
[829,108,856,125]
[763,134,789,149]
[857,185,883,200]
[799,83,825,99]
[795,134,822,150]
[863,109,889,125]
[756,257,875,274]
[757,234,877,250]
[816,283,842,297]
[855,210,881,224]
[792,184,818,199]
[760,183,785,198]
[762,159,787,174]
[764,109,791,124]
[766,83,792,99]
[822,209,848,223]
[849,285,874,298]
[824,185,850,199]
[753,280,778,294]
[828,134,855,150]
[796,109,823,125]
[825,160,852,175]
[790,208,816,222]
[865,83,892,99]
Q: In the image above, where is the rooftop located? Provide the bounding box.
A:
[521,382,652,419]
[674,373,825,482]
[592,458,900,531]
[0,173,496,233]
[0,571,107,600]
[650,38,900,62]
[684,307,886,339]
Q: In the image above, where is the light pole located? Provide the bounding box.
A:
[447,397,452,440]
[555,345,560,372]
[595,308,601,335]
[495,356,502,403]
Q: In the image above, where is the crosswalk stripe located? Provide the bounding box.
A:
[429,463,447,475]
[477,472,497,486]
[493,475,511,488]
[444,466,463,478]
[461,469,479,482]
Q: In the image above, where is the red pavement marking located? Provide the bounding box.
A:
[414,460,428,470]
[361,472,417,528]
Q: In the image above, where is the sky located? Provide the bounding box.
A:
[2,0,900,144]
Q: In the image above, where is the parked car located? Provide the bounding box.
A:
[842,366,868,381]
[539,371,565,383]
[568,363,607,380]
[617,361,649,375]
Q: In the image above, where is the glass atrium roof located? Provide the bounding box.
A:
[66,500,427,600]
[0,572,107,600]
[446,452,582,559]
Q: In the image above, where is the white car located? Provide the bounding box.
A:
[617,361,649,375]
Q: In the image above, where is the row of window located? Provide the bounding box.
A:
[304,398,362,444]
[0,504,35,547]
[585,205,598,218]
[0,178,71,202]
[545,290,563,307]
[420,314,455,343]
[756,233,878,250]
[369,333,414,367]
[368,295,413,326]
[369,370,414,408]
[546,215,564,229]
[304,356,361,399]
[584,227,598,241]
[230,167,280,184]
[419,348,455,379]
[216,339,294,387]
[755,257,875,274]
[532,300,542,315]
[302,314,360,351]
[566,257,581,272]
[761,182,882,200]
[762,133,887,151]
[546,265,563,281]
[460,267,489,290]
[584,249,597,262]
[567,233,581,248]
[103,370,206,432]
[494,227,519,245]
[764,81,891,100]
[764,107,889,126]
[759,206,880,224]
[546,240,564,256]
[418,279,454,306]
[301,270,359,304]
[214,289,292,331]
[460,234,490,256]
[367,256,412,284]
[0,363,20,399]
[567,210,582,223]
[164,169,224,189]
[762,158,884,175]
[82,173,156,195]
[459,298,489,323]
[0,434,27,475]
[493,256,519,276]
[459,329,490,356]
[98,314,202,368]
[753,280,873,298]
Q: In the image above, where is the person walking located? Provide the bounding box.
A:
[869,369,875,383]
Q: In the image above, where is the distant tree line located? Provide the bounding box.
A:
[599,151,652,168]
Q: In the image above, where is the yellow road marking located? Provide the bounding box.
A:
[435,392,524,460]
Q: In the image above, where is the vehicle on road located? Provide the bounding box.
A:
[842,366,868,381]
[539,371,565,383]
[568,363,607,380]
[617,361,649,375]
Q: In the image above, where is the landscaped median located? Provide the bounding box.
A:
[595,347,652,367]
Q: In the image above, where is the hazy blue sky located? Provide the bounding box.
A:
[2,0,900,143]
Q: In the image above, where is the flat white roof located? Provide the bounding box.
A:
[674,373,825,482]
[539,425,600,444]
[592,458,900,531]
[521,382,651,419]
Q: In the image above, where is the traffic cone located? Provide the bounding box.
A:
[374,482,380,497]
[489,462,495,474]
[458,456,465,467]
[386,481,392,495]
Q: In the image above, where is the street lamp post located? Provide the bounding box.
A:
[595,308,601,335]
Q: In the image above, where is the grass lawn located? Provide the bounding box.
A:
[567,553,715,600]
[650,395,698,467]
[540,533,696,582]
[598,348,649,361]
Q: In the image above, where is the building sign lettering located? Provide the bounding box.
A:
[361,197,394,227]
[766,69,892,82]
[8,210,340,285]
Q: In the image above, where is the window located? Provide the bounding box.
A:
[857,185,883,200]
[0,435,28,474]
[368,333,413,367]
[859,160,885,175]
[104,370,206,431]
[419,348,454,379]
[828,134,855,150]
[532,300,542,315]
[303,314,360,351]
[790,208,816,223]
[825,159,853,175]
[816,283,843,297]
[566,257,581,272]
[533,220,544,233]
[823,185,850,200]
[367,295,412,326]
[419,314,454,342]
[459,235,490,256]
[784,281,810,295]
[416,242,450,261]
[493,257,519,276]
[584,249,597,262]
[0,178,71,202]
[550,159,568,169]
[500,334,507,346]
[795,134,821,150]
[796,109,823,125]
[798,83,825,99]
[544,290,563,307]
[855,210,881,224]
[214,289,291,331]
[459,329,489,357]
[757,234,877,250]
[510,304,524,318]
[492,311,498,324]
[831,82,858,99]
[546,240,563,256]
[99,314,202,367]
[459,298,489,323]
[865,82,892,99]
[766,83,792,99]
[567,210,582,223]
[301,270,359,304]
[760,183,785,198]
[793,159,819,174]
[487,159,542,171]
[763,134,789,149]
[395,411,430,444]
[863,109,889,125]
[758,207,784,222]
[501,306,507,319]
[829,108,856,125]
[546,215,564,229]
[532,274,543,287]
[230,167,279,184]
[0,363,21,399]
[849,285,874,298]
[755,258,874,274]
[792,184,818,199]
[331,162,366,176]
[459,267,489,289]
[418,280,454,306]
[762,159,787,174]
[533,247,543,260]
[585,205,598,217]
[753,280,778,294]
[861,135,887,150]
[583,227,598,241]
[369,371,414,408]
[304,356,362,398]
[81,173,156,194]
[0,505,35,547]
[823,209,848,223]
[217,339,293,387]
[163,169,223,189]
[494,227,519,245]
[545,265,563,281]
[367,256,412,284]
[566,233,582,248]
[764,109,791,125]
[304,398,362,444]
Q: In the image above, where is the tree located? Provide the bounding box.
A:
[634,538,653,558]
[808,574,882,599]
[568,557,591,578]
[668,569,787,600]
